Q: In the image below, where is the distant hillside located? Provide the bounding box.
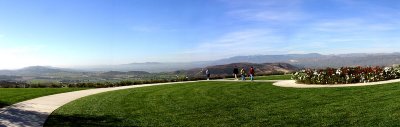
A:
[174,63,298,77]
[0,66,69,76]
[5,53,400,75]
[0,75,23,81]
[101,71,150,76]
[289,54,400,68]
[19,66,66,73]
[211,53,323,65]
[210,53,400,68]
[74,53,400,72]
[78,62,208,73]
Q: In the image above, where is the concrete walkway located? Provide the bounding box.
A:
[3,79,400,127]
[273,79,400,88]
[0,81,198,127]
[212,79,281,82]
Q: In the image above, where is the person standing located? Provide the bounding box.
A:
[205,69,210,80]
[240,67,246,81]
[249,66,255,81]
[233,66,239,80]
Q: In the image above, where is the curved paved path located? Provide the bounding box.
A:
[0,81,198,127]
[3,79,400,127]
[273,79,400,88]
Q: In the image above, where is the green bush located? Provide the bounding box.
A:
[293,66,400,84]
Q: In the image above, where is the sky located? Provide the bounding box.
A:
[0,0,400,69]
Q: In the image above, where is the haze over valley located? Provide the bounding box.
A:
[1,52,400,84]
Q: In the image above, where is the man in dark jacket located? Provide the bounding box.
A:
[233,66,239,80]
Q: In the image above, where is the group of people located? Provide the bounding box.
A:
[233,66,255,81]
[204,66,255,81]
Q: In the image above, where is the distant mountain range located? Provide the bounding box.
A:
[101,71,150,76]
[73,52,400,72]
[172,63,298,77]
[1,52,399,82]
[0,62,299,84]
[2,53,400,74]
[207,52,400,69]
[0,66,70,76]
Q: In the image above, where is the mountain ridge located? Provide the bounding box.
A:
[171,62,298,77]
[3,52,400,73]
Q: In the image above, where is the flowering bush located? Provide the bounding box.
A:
[292,66,400,84]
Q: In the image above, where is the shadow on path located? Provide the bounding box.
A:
[1,104,128,127]
[0,104,48,127]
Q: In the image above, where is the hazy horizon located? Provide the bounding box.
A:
[0,52,399,70]
[1,0,400,69]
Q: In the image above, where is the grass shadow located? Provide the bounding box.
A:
[0,101,9,109]
[44,114,134,127]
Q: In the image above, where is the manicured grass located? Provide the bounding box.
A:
[0,88,87,108]
[255,74,292,80]
[226,74,292,80]
[46,81,400,126]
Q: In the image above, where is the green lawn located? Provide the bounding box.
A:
[45,81,400,126]
[45,82,400,126]
[255,74,292,80]
[226,74,292,80]
[0,88,87,108]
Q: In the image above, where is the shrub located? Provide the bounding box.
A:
[292,66,400,84]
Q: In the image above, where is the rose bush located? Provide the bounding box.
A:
[292,66,400,84]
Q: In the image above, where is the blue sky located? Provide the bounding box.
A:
[0,0,400,69]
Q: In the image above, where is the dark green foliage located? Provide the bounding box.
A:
[0,81,29,88]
